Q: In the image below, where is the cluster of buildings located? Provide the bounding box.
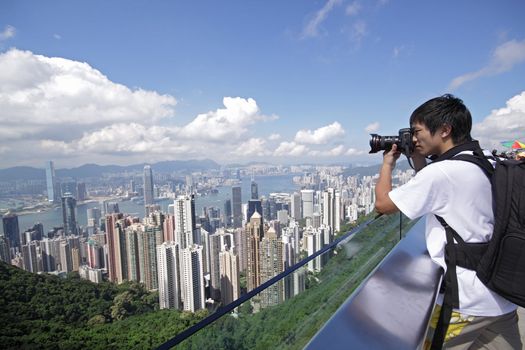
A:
[0,162,415,313]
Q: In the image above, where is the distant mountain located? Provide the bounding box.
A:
[0,166,46,181]
[0,159,221,181]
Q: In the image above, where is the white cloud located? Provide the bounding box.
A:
[365,122,380,133]
[472,91,525,150]
[345,1,361,16]
[53,34,62,40]
[233,138,270,157]
[449,39,525,90]
[0,49,177,140]
[179,97,277,142]
[268,133,281,141]
[0,25,15,41]
[274,141,309,157]
[309,145,347,157]
[302,0,343,38]
[346,148,365,156]
[295,122,345,144]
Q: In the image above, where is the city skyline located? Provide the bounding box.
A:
[0,1,524,168]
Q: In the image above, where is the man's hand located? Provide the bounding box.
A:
[375,144,400,214]
[383,143,401,169]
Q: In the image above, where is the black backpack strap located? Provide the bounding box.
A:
[431,215,461,349]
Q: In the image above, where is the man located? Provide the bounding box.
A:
[375,94,521,349]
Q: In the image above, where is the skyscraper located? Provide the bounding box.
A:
[106,213,128,283]
[2,213,20,251]
[180,245,205,312]
[219,248,240,305]
[174,195,198,249]
[290,192,302,220]
[259,227,283,308]
[208,233,222,301]
[247,199,263,224]
[143,165,155,206]
[0,236,10,263]
[321,188,342,233]
[250,180,258,200]
[301,189,314,219]
[138,224,162,290]
[246,211,264,291]
[231,186,242,228]
[45,161,58,203]
[87,208,102,230]
[157,242,181,310]
[61,194,78,235]
[223,199,232,227]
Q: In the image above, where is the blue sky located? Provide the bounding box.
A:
[0,0,524,168]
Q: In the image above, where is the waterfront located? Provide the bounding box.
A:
[1,174,300,235]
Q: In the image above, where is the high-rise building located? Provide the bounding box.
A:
[22,241,42,273]
[180,245,205,312]
[208,233,222,300]
[40,237,62,272]
[231,186,242,228]
[247,199,263,224]
[143,165,155,206]
[174,195,198,249]
[322,188,341,232]
[219,248,240,305]
[162,214,176,243]
[246,211,264,291]
[259,227,283,308]
[138,225,162,290]
[106,214,128,283]
[290,192,302,220]
[87,208,102,230]
[157,242,181,310]
[250,180,258,200]
[45,161,59,203]
[59,240,73,273]
[61,194,78,236]
[0,236,10,263]
[125,226,140,282]
[76,182,87,201]
[2,213,20,251]
[223,199,232,227]
[301,189,314,220]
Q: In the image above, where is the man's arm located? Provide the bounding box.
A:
[375,145,400,214]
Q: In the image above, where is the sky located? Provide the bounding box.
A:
[0,0,524,169]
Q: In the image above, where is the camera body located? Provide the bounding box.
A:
[369,128,414,155]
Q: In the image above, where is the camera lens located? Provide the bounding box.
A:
[369,134,399,153]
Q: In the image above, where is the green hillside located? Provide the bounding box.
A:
[0,263,205,349]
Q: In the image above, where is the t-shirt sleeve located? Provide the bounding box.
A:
[388,165,449,220]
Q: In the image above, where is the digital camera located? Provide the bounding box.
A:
[369,128,414,155]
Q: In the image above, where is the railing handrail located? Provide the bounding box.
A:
[156,215,382,349]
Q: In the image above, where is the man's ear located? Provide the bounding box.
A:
[440,124,452,138]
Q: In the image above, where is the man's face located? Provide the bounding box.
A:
[411,121,444,157]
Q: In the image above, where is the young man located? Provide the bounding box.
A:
[375,94,521,349]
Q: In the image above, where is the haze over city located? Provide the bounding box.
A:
[0,0,524,168]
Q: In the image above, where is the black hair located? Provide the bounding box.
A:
[409,94,472,144]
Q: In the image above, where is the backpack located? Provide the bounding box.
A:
[427,141,525,349]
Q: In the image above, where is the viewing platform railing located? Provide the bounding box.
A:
[157,213,424,349]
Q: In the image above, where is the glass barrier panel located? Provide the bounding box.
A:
[157,213,415,349]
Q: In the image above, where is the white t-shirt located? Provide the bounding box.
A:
[389,156,517,316]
